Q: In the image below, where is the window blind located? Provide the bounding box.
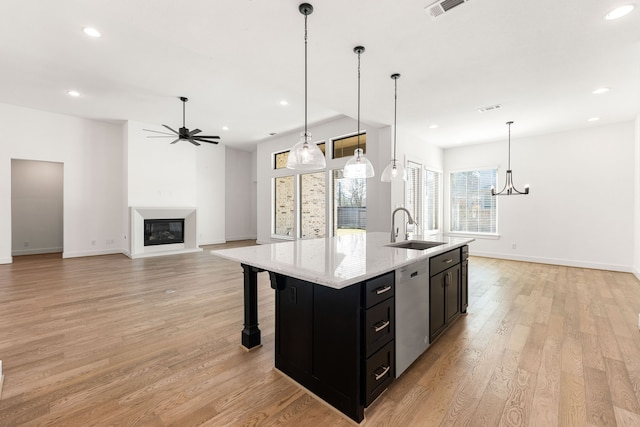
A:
[450,169,497,233]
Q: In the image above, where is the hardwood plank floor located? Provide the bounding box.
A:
[0,247,639,426]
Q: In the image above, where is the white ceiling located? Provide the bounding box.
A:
[0,0,638,151]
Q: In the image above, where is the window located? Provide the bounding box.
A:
[332,133,366,159]
[405,162,441,234]
[450,169,497,233]
[423,169,440,232]
[300,172,326,238]
[405,161,422,232]
[274,176,295,237]
[332,169,366,236]
[274,143,325,169]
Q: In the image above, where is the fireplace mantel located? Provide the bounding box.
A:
[129,207,202,259]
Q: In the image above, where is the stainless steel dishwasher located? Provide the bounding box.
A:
[395,259,430,376]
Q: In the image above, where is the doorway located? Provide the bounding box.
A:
[11,159,64,256]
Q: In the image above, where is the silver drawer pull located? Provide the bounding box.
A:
[375,285,392,295]
[443,258,453,264]
[373,320,390,332]
[374,365,390,381]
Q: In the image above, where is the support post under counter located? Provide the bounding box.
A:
[241,263,263,350]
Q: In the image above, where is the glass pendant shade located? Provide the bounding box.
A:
[344,148,375,179]
[380,160,406,182]
[286,132,326,170]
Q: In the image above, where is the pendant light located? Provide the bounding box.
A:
[381,73,406,182]
[286,3,326,171]
[343,46,375,179]
[491,121,530,196]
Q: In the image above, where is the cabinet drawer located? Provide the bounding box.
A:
[364,297,394,357]
[364,341,395,406]
[363,272,395,308]
[430,249,461,277]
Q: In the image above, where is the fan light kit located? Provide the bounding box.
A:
[144,97,220,146]
[344,46,375,179]
[381,73,406,182]
[491,121,529,196]
[286,3,326,171]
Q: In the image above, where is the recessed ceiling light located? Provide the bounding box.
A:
[67,90,80,97]
[592,87,610,95]
[605,5,634,20]
[82,27,101,37]
[222,126,229,131]
[279,100,288,106]
[588,117,600,122]
[429,124,439,129]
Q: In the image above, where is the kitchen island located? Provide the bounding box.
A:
[212,232,473,422]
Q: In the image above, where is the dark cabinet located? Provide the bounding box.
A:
[272,271,395,423]
[429,247,465,343]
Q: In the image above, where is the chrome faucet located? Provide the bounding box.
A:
[391,207,414,243]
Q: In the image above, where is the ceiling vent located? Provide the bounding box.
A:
[426,0,470,19]
[477,104,503,113]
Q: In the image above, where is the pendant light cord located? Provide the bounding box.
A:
[356,49,361,156]
[507,121,512,170]
[304,13,308,139]
[393,77,398,165]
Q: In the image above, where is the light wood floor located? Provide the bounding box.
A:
[1,244,639,426]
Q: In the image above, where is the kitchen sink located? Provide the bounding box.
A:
[386,240,445,250]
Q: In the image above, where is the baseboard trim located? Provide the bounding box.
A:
[471,250,633,273]
[0,257,12,265]
[63,249,125,259]
[12,247,63,256]
[225,236,258,242]
[633,267,640,282]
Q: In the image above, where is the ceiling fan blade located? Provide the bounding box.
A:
[162,124,179,135]
[187,138,201,146]
[143,128,175,135]
[189,128,202,136]
[194,135,220,139]
[147,135,177,138]
[193,137,219,144]
[169,138,180,144]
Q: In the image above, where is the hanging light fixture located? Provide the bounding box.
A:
[491,121,530,196]
[381,73,406,182]
[286,3,326,171]
[343,46,375,179]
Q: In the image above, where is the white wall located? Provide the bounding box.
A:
[225,148,257,241]
[634,115,640,279]
[444,121,636,272]
[0,103,123,263]
[256,116,390,244]
[197,141,226,245]
[11,160,63,255]
[125,121,226,247]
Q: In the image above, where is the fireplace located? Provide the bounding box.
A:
[144,219,185,246]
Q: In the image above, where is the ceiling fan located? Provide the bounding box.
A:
[143,97,220,146]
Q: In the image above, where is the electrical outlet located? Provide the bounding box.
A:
[512,243,517,250]
[91,240,96,246]
[23,241,29,247]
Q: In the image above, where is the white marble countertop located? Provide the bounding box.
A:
[211,232,474,289]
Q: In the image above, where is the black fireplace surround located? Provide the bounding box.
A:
[144,219,185,246]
